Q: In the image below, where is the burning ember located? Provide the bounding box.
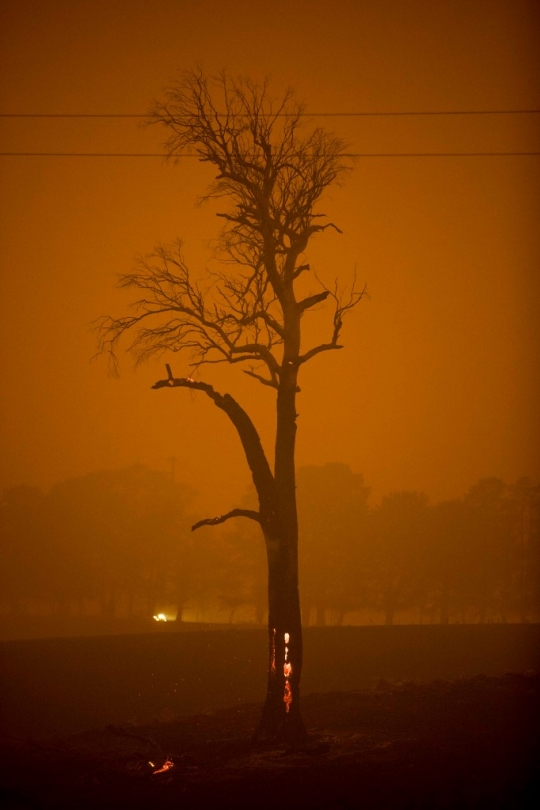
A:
[283,632,292,713]
[150,759,174,775]
[153,613,168,622]
[271,628,276,676]
[283,680,292,712]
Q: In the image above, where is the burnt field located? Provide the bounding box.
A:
[0,625,539,808]
[0,624,538,737]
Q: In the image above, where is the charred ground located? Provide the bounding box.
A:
[1,625,539,808]
[0,672,538,809]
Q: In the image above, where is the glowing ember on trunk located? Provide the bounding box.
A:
[283,679,292,712]
[283,631,293,712]
[271,628,276,676]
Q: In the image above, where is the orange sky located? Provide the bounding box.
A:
[0,0,539,513]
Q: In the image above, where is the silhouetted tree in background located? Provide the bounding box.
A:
[48,467,194,619]
[367,492,430,625]
[0,467,194,620]
[297,463,370,625]
[218,521,267,624]
[422,499,471,624]
[461,478,512,623]
[1,471,539,627]
[97,68,363,742]
[508,478,540,622]
[0,486,48,615]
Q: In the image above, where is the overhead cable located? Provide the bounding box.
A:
[0,109,539,119]
[1,151,538,157]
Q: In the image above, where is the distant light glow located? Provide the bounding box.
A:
[153,613,168,622]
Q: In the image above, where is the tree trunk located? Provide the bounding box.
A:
[175,598,184,623]
[314,604,327,626]
[254,351,306,746]
[254,527,306,745]
[440,582,450,625]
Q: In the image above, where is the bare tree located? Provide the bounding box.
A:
[97,68,364,743]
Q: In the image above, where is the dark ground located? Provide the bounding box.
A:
[0,628,540,810]
[1,673,538,809]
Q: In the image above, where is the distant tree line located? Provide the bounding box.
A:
[0,464,538,624]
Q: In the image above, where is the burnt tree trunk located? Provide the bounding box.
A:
[256,544,304,742]
[254,306,307,743]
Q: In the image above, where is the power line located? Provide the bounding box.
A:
[0,109,539,119]
[0,151,538,157]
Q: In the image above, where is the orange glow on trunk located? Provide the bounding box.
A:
[283,679,292,712]
[283,632,292,712]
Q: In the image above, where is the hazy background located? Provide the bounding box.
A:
[1,0,539,518]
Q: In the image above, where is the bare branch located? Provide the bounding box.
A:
[148,69,352,302]
[298,342,344,364]
[298,290,330,312]
[99,71,355,387]
[152,368,276,517]
[192,508,261,532]
[243,368,279,389]
[298,273,367,365]
[95,240,283,377]
[293,263,310,279]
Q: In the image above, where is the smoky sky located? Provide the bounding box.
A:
[0,0,539,513]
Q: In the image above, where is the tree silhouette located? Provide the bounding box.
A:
[46,466,194,619]
[97,68,363,742]
[0,485,48,615]
[367,491,429,625]
[297,463,370,625]
[507,478,540,622]
[423,499,472,624]
[462,478,510,623]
